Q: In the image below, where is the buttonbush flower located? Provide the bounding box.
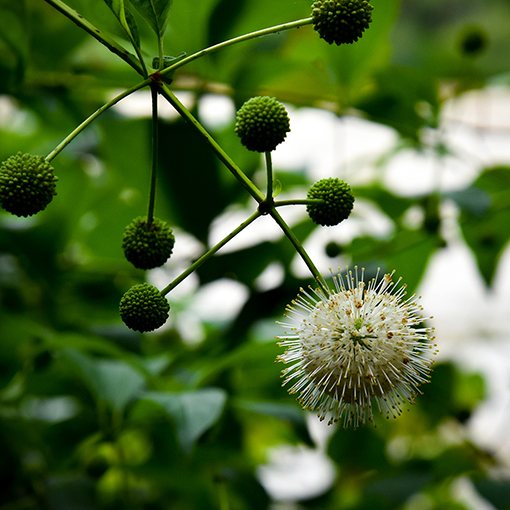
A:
[276,267,436,428]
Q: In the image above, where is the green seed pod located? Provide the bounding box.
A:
[311,0,374,46]
[122,216,175,270]
[307,178,354,226]
[119,283,170,333]
[235,96,290,153]
[0,152,58,217]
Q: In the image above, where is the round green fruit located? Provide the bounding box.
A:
[307,178,354,226]
[235,96,290,153]
[122,216,175,270]
[312,0,373,46]
[0,152,58,217]
[119,283,170,333]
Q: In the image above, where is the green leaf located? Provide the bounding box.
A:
[354,185,414,220]
[103,0,141,51]
[63,350,145,414]
[140,388,227,453]
[459,166,510,286]
[350,228,438,293]
[475,480,510,510]
[128,0,173,38]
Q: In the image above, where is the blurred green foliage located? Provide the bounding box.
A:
[1,0,509,508]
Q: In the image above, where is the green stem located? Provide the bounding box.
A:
[217,479,230,510]
[45,80,151,162]
[160,17,314,78]
[157,84,265,203]
[147,84,159,227]
[158,37,165,71]
[43,0,145,76]
[269,208,325,287]
[160,210,261,296]
[275,198,326,207]
[265,151,274,205]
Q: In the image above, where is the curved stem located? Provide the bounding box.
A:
[160,17,314,78]
[44,0,145,76]
[45,79,151,162]
[158,84,265,203]
[275,198,326,207]
[147,84,159,227]
[160,210,262,296]
[269,208,325,288]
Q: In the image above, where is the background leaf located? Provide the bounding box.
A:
[140,388,227,453]
[63,349,146,413]
[459,166,510,286]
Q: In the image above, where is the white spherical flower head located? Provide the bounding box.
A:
[276,267,437,428]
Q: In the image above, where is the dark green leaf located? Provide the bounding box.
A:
[63,349,145,413]
[157,116,228,243]
[0,0,29,81]
[128,0,173,37]
[459,166,510,286]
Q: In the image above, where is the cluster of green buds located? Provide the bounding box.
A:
[2,0,373,334]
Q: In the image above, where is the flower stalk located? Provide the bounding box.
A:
[147,84,159,228]
[159,18,314,78]
[158,84,265,204]
[45,80,151,162]
[160,210,262,296]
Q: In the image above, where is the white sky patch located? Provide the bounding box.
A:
[198,93,235,130]
[189,278,249,324]
[110,89,195,121]
[273,106,399,184]
[257,444,337,502]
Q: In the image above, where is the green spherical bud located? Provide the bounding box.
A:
[235,96,290,153]
[307,178,354,226]
[0,152,58,217]
[311,0,374,46]
[119,283,170,333]
[122,216,175,270]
